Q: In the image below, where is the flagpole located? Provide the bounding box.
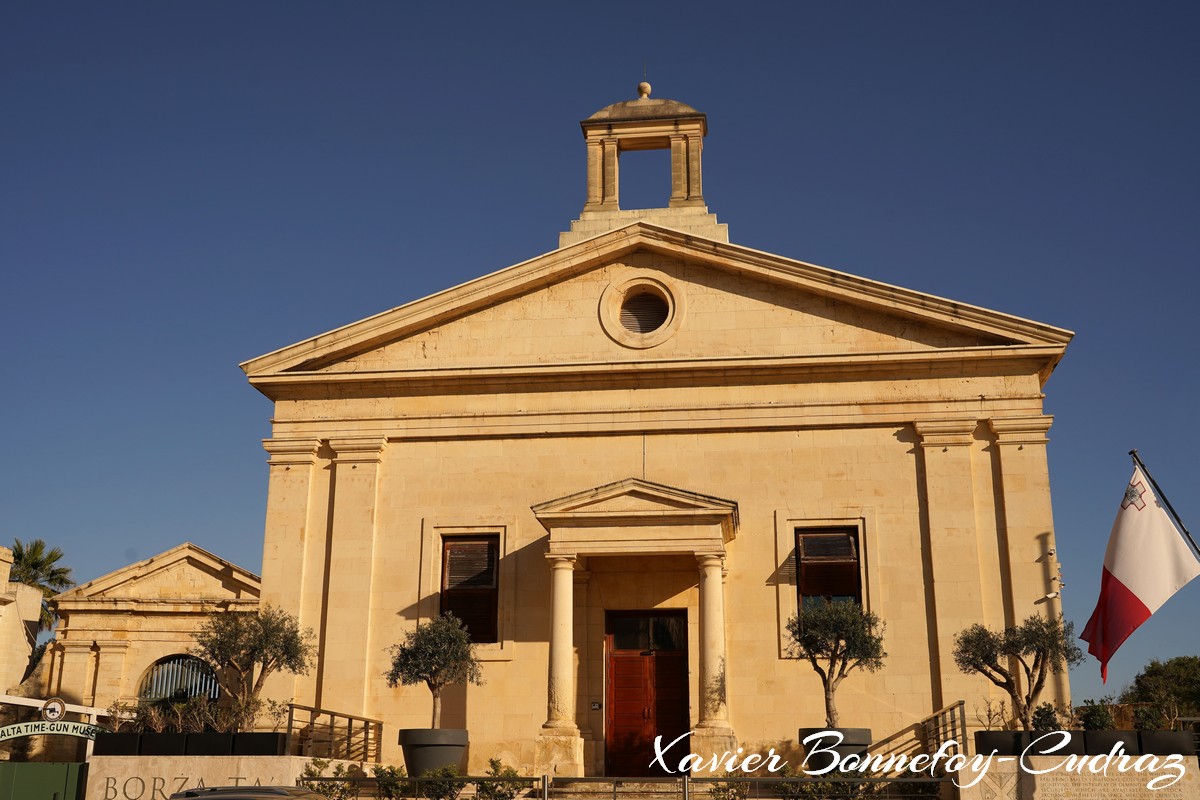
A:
[1129,449,1200,559]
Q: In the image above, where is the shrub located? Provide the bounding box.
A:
[371,764,408,800]
[1077,699,1115,731]
[1031,702,1060,732]
[476,759,527,800]
[418,764,468,800]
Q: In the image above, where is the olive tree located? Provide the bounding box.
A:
[386,613,483,728]
[786,600,887,728]
[953,614,1083,731]
[191,605,315,730]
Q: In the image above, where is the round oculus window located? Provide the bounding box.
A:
[599,273,683,349]
[620,291,670,334]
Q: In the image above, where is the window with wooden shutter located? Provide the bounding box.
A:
[441,535,499,643]
[796,528,861,606]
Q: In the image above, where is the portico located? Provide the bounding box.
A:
[531,478,738,775]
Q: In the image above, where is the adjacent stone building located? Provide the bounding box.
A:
[0,546,42,693]
[40,543,260,709]
[240,88,1074,775]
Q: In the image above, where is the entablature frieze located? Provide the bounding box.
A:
[54,598,259,615]
[250,345,1066,401]
[266,395,1049,443]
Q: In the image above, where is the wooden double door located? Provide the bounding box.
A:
[605,611,690,776]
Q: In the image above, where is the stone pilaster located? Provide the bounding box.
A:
[91,640,130,709]
[989,416,1069,703]
[914,419,986,710]
[54,640,97,706]
[319,436,387,715]
[260,438,322,615]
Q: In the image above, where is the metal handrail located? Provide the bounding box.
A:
[285,703,385,763]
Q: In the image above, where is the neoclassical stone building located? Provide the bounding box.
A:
[40,543,260,709]
[238,87,1073,776]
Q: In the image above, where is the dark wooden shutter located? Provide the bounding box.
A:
[441,536,499,643]
[796,529,862,603]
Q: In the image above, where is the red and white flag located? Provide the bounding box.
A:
[1081,466,1200,681]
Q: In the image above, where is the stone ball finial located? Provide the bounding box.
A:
[637,81,651,99]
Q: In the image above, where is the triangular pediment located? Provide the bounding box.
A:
[242,224,1072,393]
[533,478,739,556]
[534,478,737,517]
[54,543,260,603]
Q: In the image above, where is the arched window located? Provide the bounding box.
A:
[137,655,220,703]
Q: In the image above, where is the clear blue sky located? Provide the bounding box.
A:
[3,2,1197,707]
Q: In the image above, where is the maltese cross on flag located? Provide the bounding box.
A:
[1081,463,1200,681]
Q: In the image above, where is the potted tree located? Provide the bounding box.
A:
[191,604,315,756]
[786,599,886,767]
[387,612,483,776]
[953,614,1083,755]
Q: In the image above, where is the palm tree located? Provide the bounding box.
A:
[10,538,76,630]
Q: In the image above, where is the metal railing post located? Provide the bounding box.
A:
[542,774,550,800]
[285,703,295,756]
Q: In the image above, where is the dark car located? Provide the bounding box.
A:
[168,788,326,800]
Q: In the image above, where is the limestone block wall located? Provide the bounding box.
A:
[258,411,1065,772]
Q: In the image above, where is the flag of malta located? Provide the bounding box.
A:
[1081,466,1200,681]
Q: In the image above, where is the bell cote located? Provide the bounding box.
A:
[560,84,728,248]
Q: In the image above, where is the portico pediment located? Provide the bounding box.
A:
[532,478,738,558]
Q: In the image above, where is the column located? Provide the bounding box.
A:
[543,555,577,731]
[988,416,1068,702]
[601,139,619,208]
[585,139,603,209]
[696,555,730,728]
[669,135,688,205]
[690,553,737,770]
[537,554,584,776]
[686,135,703,203]
[913,419,986,711]
[320,436,387,715]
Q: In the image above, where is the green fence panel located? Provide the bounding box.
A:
[0,762,88,800]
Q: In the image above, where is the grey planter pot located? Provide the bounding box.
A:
[974,730,1023,756]
[138,732,187,755]
[1138,730,1195,756]
[1084,730,1140,755]
[1028,730,1085,755]
[798,727,872,772]
[233,732,288,756]
[185,732,233,756]
[92,731,140,756]
[399,728,468,776]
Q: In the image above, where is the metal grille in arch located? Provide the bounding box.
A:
[137,655,220,703]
